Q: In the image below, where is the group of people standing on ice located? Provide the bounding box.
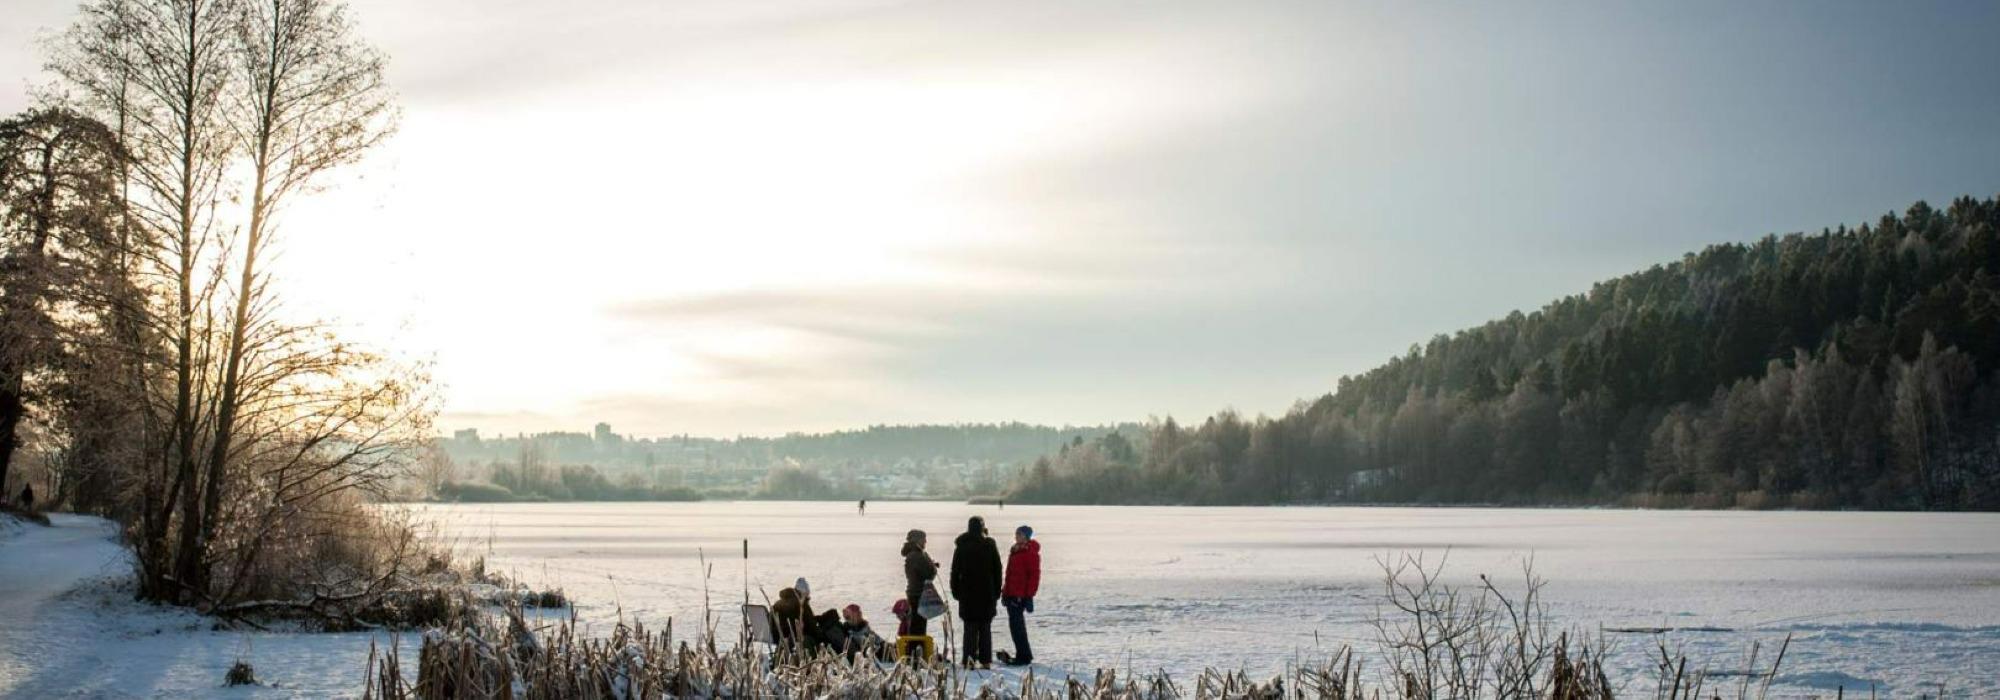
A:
[902,516,1041,668]
[763,514,1042,668]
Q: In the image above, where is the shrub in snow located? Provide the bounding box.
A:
[526,589,567,608]
[225,661,257,686]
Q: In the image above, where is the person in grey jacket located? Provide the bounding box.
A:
[902,529,938,637]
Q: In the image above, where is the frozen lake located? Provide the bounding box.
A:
[412,502,2000,696]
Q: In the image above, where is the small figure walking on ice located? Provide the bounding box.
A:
[859,499,867,515]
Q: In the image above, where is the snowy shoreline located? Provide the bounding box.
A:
[0,514,414,698]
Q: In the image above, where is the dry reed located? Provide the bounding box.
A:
[361,556,1794,700]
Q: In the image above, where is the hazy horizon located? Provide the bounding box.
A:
[7,0,2000,438]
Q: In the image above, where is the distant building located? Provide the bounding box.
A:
[453,428,480,444]
[594,422,614,443]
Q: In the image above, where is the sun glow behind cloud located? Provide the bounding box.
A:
[264,6,1286,435]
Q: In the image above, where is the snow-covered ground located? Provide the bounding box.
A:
[0,514,410,698]
[413,502,2000,698]
[4,504,1996,697]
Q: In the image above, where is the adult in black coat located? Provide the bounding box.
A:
[950,515,1004,666]
[770,586,813,651]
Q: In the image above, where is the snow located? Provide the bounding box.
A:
[0,514,412,698]
[411,502,2000,697]
[5,504,1996,697]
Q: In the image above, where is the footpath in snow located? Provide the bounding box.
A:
[0,514,407,698]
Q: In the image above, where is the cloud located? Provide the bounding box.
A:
[607,287,959,349]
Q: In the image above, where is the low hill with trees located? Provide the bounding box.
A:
[1013,198,2000,510]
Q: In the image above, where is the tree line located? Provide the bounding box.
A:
[425,422,1134,503]
[440,422,1134,472]
[726,423,1136,464]
[0,0,432,614]
[1012,199,2000,510]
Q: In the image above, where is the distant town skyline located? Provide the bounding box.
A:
[7,0,2000,436]
[444,418,1120,443]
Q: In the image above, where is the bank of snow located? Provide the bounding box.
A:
[0,514,411,698]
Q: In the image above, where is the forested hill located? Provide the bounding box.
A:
[1012,197,2000,510]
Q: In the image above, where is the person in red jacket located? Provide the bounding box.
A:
[996,524,1041,666]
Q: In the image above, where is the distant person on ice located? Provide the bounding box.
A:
[950,515,1004,668]
[997,524,1041,667]
[901,529,938,638]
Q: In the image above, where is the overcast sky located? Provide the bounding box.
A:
[5,0,2000,438]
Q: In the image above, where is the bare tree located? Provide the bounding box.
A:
[415,439,455,497]
[50,0,240,602]
[207,335,433,606]
[1891,333,1977,508]
[47,0,419,610]
[200,0,394,594]
[1367,552,1600,699]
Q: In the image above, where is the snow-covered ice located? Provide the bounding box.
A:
[415,502,2000,697]
[4,504,1996,697]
